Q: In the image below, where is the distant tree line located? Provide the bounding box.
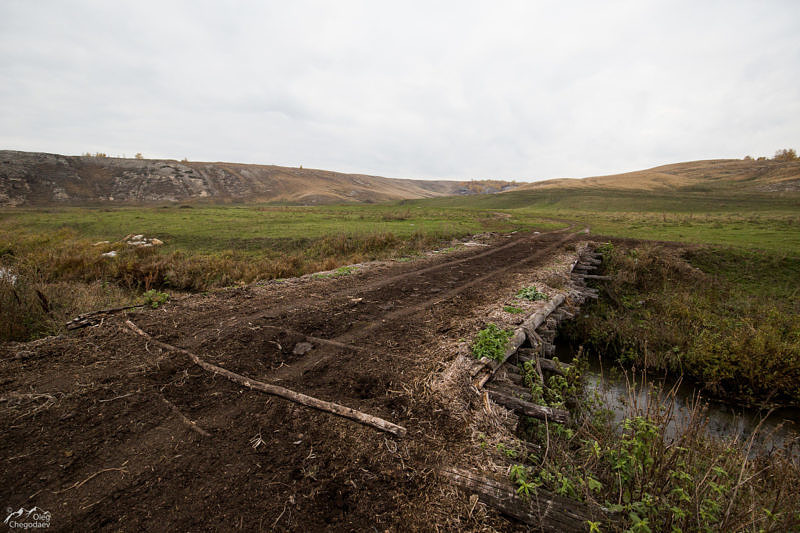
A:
[743,148,797,162]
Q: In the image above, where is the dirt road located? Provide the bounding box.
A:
[1,227,582,531]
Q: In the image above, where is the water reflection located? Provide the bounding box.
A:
[563,343,800,456]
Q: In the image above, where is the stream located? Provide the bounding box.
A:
[557,342,800,456]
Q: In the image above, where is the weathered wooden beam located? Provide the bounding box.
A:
[487,381,533,401]
[486,388,569,424]
[498,371,525,385]
[440,467,610,532]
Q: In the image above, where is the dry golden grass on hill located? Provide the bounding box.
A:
[519,158,800,192]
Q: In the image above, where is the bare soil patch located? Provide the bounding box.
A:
[1,229,583,531]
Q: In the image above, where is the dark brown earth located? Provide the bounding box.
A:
[0,227,584,531]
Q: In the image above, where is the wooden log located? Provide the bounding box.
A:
[66,304,145,329]
[486,388,569,424]
[517,351,573,375]
[125,320,407,437]
[498,370,524,385]
[574,274,612,280]
[441,467,608,532]
[487,381,533,401]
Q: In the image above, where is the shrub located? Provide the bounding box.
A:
[774,148,798,161]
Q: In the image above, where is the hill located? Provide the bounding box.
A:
[0,151,516,207]
[519,158,800,193]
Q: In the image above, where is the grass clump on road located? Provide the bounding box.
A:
[471,323,513,362]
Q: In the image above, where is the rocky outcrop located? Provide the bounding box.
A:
[0,151,516,206]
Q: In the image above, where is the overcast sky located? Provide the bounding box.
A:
[1,1,798,181]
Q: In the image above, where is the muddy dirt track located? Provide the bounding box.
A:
[1,227,584,531]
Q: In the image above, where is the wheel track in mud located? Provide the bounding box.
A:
[176,225,574,344]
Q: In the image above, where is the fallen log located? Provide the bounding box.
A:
[486,388,569,424]
[66,304,145,329]
[441,466,608,532]
[125,320,407,437]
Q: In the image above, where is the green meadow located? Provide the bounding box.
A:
[1,185,798,349]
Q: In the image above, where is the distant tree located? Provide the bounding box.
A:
[94,152,108,158]
[743,155,753,161]
[774,148,798,161]
[135,152,143,159]
[757,156,767,161]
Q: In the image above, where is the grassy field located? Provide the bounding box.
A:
[408,188,800,254]
[0,203,562,340]
[1,204,562,254]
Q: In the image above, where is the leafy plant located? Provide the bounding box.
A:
[143,289,169,308]
[503,305,524,314]
[516,286,548,301]
[471,323,513,361]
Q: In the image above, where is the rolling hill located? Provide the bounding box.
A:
[518,159,800,193]
[0,151,516,207]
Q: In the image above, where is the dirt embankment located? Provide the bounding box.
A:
[1,228,586,531]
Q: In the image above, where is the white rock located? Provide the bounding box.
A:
[0,267,17,285]
[102,250,118,257]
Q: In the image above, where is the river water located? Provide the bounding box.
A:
[557,342,800,456]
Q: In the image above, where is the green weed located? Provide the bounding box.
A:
[471,323,513,361]
[516,286,548,301]
[143,289,169,308]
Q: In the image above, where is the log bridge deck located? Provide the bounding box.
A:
[451,247,615,532]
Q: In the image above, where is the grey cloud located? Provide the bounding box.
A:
[1,0,798,180]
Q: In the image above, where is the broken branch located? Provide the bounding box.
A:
[125,320,407,437]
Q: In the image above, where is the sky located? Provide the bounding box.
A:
[1,1,798,181]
